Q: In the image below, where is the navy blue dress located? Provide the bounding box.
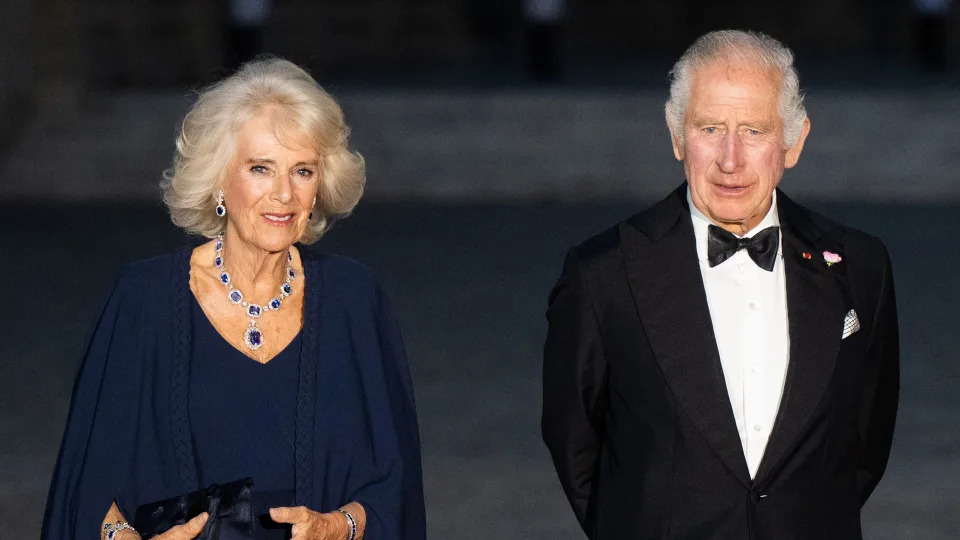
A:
[190,297,299,538]
[42,247,426,539]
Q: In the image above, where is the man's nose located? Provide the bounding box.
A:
[718,131,745,173]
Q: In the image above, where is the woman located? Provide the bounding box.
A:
[42,59,425,539]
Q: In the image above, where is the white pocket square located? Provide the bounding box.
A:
[842,309,860,339]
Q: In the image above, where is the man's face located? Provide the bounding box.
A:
[671,59,809,235]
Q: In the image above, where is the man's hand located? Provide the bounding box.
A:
[270,505,361,540]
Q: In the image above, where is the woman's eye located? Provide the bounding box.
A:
[250,165,267,174]
[296,168,314,178]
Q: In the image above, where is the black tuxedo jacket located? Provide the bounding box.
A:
[542,185,899,539]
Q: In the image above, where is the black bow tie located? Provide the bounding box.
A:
[707,225,780,272]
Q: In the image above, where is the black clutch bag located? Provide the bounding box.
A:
[133,478,256,539]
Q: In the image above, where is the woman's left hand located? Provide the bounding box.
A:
[269,503,365,540]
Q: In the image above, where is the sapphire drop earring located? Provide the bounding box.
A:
[215,190,226,217]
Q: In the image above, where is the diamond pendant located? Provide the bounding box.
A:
[215,234,293,354]
[243,320,264,350]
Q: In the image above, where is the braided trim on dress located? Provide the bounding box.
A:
[295,249,321,505]
[171,246,199,490]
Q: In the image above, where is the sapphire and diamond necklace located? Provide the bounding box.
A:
[215,234,295,351]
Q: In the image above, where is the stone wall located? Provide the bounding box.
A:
[2,0,956,164]
[18,0,952,90]
[3,89,958,203]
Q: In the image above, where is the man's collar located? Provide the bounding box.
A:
[687,187,782,261]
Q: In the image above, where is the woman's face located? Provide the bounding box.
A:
[222,111,320,253]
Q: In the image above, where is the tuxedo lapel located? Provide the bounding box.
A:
[620,186,752,488]
[754,192,846,485]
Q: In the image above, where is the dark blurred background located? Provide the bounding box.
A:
[2,1,959,538]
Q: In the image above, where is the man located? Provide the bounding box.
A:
[542,30,898,539]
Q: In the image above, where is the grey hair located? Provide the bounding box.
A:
[665,30,807,147]
[161,57,365,244]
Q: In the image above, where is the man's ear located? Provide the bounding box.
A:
[784,117,811,168]
[670,131,684,161]
[667,111,684,161]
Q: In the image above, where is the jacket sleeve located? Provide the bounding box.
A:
[856,244,900,505]
[541,249,608,534]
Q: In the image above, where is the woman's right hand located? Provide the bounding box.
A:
[105,502,208,540]
[150,513,209,540]
[112,513,208,540]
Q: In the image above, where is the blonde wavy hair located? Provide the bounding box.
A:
[161,57,365,244]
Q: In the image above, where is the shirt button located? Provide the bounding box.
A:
[753,424,763,432]
[751,366,759,374]
[748,302,757,310]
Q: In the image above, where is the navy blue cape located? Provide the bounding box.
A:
[42,246,426,539]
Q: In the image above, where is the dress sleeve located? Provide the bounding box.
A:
[349,285,426,539]
[41,272,144,539]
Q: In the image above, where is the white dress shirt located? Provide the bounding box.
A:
[688,189,791,479]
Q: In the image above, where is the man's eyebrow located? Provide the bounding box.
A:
[691,116,724,125]
[738,119,775,129]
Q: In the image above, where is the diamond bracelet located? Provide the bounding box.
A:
[103,521,136,540]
